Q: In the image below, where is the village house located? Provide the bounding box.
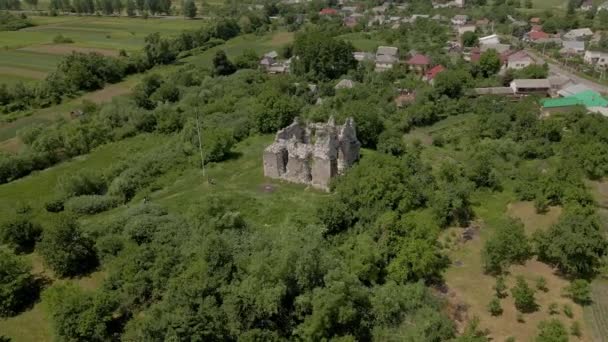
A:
[353,51,375,62]
[479,34,500,46]
[563,28,593,41]
[529,17,541,25]
[406,53,431,73]
[457,24,477,36]
[319,8,338,16]
[525,30,550,42]
[451,14,469,26]
[510,79,551,96]
[560,40,585,55]
[423,65,445,84]
[335,79,355,90]
[340,6,358,15]
[581,0,594,10]
[507,51,534,70]
[343,16,359,28]
[375,46,399,72]
[480,43,511,54]
[584,50,608,68]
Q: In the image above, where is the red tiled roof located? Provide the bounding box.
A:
[319,8,338,15]
[528,31,549,40]
[407,54,431,65]
[507,50,531,62]
[531,25,543,32]
[425,65,445,80]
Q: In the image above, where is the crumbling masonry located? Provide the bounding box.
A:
[263,117,361,190]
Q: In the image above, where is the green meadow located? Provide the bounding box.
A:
[0,16,205,83]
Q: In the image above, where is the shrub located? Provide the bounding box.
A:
[38,215,97,277]
[483,219,531,274]
[536,277,548,292]
[494,276,507,298]
[57,171,106,199]
[563,279,592,305]
[488,297,502,316]
[563,304,573,318]
[511,276,537,313]
[548,302,559,315]
[53,34,74,43]
[570,321,581,337]
[536,319,568,342]
[64,195,121,215]
[0,215,42,253]
[45,197,65,213]
[0,248,35,317]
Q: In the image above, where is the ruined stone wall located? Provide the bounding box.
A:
[262,117,361,190]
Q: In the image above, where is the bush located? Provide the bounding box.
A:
[511,276,537,313]
[563,304,573,318]
[0,215,42,253]
[488,296,502,316]
[483,219,531,274]
[52,34,74,43]
[57,171,106,199]
[64,195,121,215]
[45,197,65,213]
[536,319,568,342]
[563,279,592,305]
[0,248,35,317]
[38,215,97,278]
[536,277,548,292]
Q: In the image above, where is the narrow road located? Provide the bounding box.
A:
[526,49,608,94]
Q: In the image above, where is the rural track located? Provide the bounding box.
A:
[526,49,608,94]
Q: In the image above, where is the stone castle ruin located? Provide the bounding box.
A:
[263,117,361,190]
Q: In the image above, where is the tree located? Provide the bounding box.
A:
[482,219,531,274]
[478,49,501,77]
[0,215,42,254]
[291,30,356,80]
[126,0,135,16]
[511,276,537,313]
[488,297,502,316]
[38,215,97,278]
[536,319,568,342]
[0,248,35,317]
[433,69,473,98]
[462,31,478,47]
[564,279,592,305]
[534,212,608,277]
[144,32,176,66]
[212,50,236,76]
[183,0,196,18]
[233,49,259,69]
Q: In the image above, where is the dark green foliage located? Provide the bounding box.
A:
[0,248,35,317]
[483,219,531,274]
[234,49,260,70]
[54,52,126,92]
[253,88,302,133]
[0,215,42,253]
[511,276,537,313]
[212,50,236,76]
[0,11,32,31]
[43,284,121,342]
[494,276,507,298]
[292,30,356,80]
[182,0,196,18]
[488,296,503,316]
[534,212,608,277]
[64,195,121,215]
[377,129,406,156]
[461,31,478,47]
[535,319,568,342]
[38,215,97,278]
[133,73,162,109]
[563,279,592,305]
[433,69,473,98]
[143,32,176,66]
[52,34,73,43]
[477,49,502,77]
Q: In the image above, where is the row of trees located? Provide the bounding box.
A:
[49,0,170,15]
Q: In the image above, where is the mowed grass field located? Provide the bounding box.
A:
[0,16,204,83]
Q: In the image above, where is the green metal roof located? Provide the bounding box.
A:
[542,90,608,109]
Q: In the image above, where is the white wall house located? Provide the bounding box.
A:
[507,51,533,70]
[584,50,608,68]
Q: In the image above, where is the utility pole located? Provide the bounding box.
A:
[195,110,206,178]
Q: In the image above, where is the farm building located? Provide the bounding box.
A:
[510,79,551,95]
[542,90,608,115]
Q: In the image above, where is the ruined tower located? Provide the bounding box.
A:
[262,117,361,191]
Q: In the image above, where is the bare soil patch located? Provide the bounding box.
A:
[82,82,131,103]
[19,44,119,57]
[270,31,294,45]
[0,66,47,80]
[507,201,562,234]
